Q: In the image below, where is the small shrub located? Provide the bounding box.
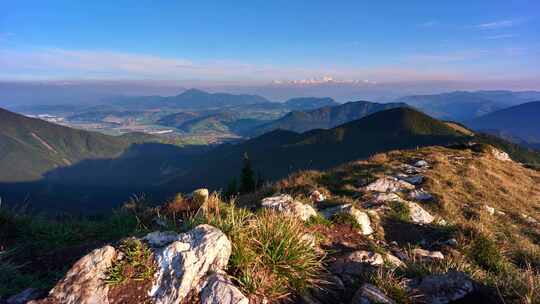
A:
[364,268,412,304]
[389,201,411,222]
[469,235,506,273]
[330,212,361,229]
[105,238,155,286]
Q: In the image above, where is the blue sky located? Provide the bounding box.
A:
[1,0,539,86]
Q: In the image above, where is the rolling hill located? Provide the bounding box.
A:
[113,88,271,110]
[250,100,408,135]
[466,101,540,146]
[283,97,339,110]
[164,107,471,191]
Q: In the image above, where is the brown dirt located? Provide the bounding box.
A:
[108,273,153,304]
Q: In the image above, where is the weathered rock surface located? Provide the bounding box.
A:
[384,253,406,268]
[414,160,429,168]
[351,283,396,304]
[199,273,249,304]
[406,202,435,224]
[149,225,232,304]
[321,204,374,235]
[34,245,117,304]
[371,192,402,203]
[261,194,318,221]
[365,177,415,193]
[490,148,511,162]
[415,271,474,304]
[413,248,444,260]
[408,189,433,201]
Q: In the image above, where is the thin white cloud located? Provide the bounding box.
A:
[475,19,523,30]
[485,34,517,40]
[407,50,489,63]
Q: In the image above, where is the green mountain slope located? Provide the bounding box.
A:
[251,101,409,135]
[0,108,133,182]
[466,101,540,145]
[165,107,470,191]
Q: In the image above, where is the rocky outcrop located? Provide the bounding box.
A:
[199,273,249,304]
[261,194,318,221]
[406,202,435,224]
[33,245,117,304]
[365,177,415,193]
[310,190,326,203]
[397,174,423,185]
[149,225,232,304]
[490,148,511,162]
[413,271,474,304]
[321,204,374,235]
[331,250,383,276]
[351,283,396,304]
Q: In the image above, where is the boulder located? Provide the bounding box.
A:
[365,177,415,193]
[310,190,326,203]
[401,164,423,174]
[199,273,249,304]
[35,245,117,304]
[413,248,444,260]
[416,271,474,304]
[149,225,232,304]
[321,204,374,235]
[408,189,433,201]
[406,202,434,224]
[261,194,318,221]
[351,283,396,304]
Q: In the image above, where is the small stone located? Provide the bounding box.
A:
[445,239,458,247]
[310,190,326,203]
[261,194,318,221]
[408,189,433,201]
[483,205,495,215]
[490,148,511,161]
[351,283,396,304]
[384,254,405,268]
[416,271,474,304]
[406,202,435,224]
[331,251,384,276]
[413,248,444,260]
[414,160,429,168]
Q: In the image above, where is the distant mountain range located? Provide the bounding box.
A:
[466,101,540,147]
[250,100,408,135]
[397,90,540,121]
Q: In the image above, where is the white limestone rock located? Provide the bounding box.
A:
[310,190,326,203]
[406,202,435,224]
[416,271,474,304]
[365,177,415,193]
[261,194,318,221]
[200,273,249,304]
[38,245,117,304]
[413,248,444,260]
[149,224,232,304]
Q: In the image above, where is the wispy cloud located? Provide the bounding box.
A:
[475,19,524,30]
[407,50,489,63]
[485,34,517,40]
